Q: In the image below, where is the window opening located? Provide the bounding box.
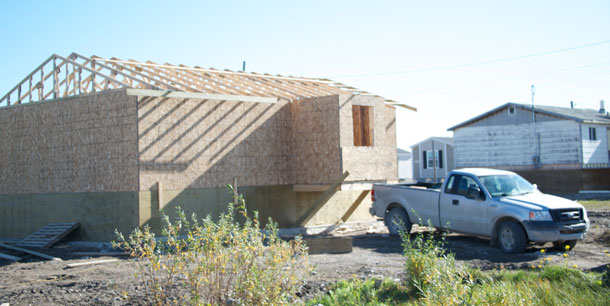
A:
[352,105,373,146]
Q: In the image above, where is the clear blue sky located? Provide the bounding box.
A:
[1,0,609,149]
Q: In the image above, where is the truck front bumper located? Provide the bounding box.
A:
[523,221,589,242]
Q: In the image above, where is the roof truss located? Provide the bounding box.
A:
[0,53,416,111]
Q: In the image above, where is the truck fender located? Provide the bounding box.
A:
[491,217,528,246]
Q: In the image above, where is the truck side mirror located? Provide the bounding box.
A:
[466,186,481,200]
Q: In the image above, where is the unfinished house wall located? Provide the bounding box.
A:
[339,95,398,182]
[137,96,292,190]
[290,95,341,184]
[137,94,377,230]
[0,89,140,240]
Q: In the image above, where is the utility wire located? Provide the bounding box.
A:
[334,39,610,78]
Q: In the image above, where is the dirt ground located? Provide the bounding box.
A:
[1,209,609,305]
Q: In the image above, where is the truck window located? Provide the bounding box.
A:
[445,175,457,193]
[455,176,480,198]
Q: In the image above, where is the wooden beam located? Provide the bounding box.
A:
[0,243,62,261]
[0,251,20,261]
[125,89,278,103]
[66,259,118,268]
[293,184,332,192]
[295,171,350,226]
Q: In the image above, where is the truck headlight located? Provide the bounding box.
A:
[529,210,552,221]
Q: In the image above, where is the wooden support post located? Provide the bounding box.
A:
[53,57,57,99]
[17,85,21,104]
[78,67,82,95]
[157,181,164,211]
[29,76,32,102]
[91,60,96,92]
[39,66,44,100]
[295,171,350,227]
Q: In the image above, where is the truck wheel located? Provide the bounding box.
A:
[497,221,526,254]
[386,207,412,236]
[553,240,577,251]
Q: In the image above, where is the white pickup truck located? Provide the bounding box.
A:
[370,168,589,253]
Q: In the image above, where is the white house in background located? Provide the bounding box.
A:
[397,148,413,181]
[410,137,454,183]
[448,101,610,170]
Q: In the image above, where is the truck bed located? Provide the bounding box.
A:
[372,184,442,227]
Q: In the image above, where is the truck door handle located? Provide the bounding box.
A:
[452,199,459,205]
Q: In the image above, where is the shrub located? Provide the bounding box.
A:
[114,186,310,305]
[400,223,535,305]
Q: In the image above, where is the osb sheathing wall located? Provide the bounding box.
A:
[137,96,293,190]
[0,89,139,194]
[0,89,140,240]
[290,95,341,185]
[339,95,398,181]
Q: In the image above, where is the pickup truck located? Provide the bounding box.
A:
[370,168,589,253]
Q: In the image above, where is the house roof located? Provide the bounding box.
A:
[0,53,416,111]
[448,102,610,131]
[409,136,453,148]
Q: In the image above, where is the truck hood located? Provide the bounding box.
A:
[499,193,584,210]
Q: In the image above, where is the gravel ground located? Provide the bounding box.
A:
[1,210,609,305]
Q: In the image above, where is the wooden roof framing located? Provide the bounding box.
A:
[0,53,416,111]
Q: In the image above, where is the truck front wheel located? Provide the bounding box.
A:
[497,221,526,254]
[386,207,412,236]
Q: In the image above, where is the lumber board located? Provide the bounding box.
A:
[0,251,21,261]
[125,89,278,103]
[0,243,61,261]
[293,184,332,192]
[71,252,129,257]
[66,259,118,268]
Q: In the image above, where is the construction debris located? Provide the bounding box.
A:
[16,222,79,248]
[0,252,20,262]
[0,243,61,261]
[65,259,119,269]
[71,252,129,257]
[302,237,353,254]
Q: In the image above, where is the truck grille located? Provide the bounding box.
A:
[550,208,584,223]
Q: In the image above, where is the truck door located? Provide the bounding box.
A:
[439,174,488,235]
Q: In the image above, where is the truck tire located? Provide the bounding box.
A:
[497,221,526,254]
[553,240,577,251]
[386,207,412,236]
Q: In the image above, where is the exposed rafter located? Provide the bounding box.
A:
[0,53,416,111]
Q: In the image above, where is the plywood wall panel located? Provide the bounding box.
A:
[0,89,139,194]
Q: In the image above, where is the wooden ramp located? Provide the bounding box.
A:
[16,222,79,248]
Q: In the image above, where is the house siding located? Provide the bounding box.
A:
[581,124,609,164]
[454,120,580,168]
[463,105,561,128]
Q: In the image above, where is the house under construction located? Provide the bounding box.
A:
[0,53,416,241]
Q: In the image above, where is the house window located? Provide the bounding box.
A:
[508,106,516,116]
[423,150,443,169]
[352,105,373,146]
[589,127,597,140]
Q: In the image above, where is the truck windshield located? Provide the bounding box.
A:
[479,174,535,197]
